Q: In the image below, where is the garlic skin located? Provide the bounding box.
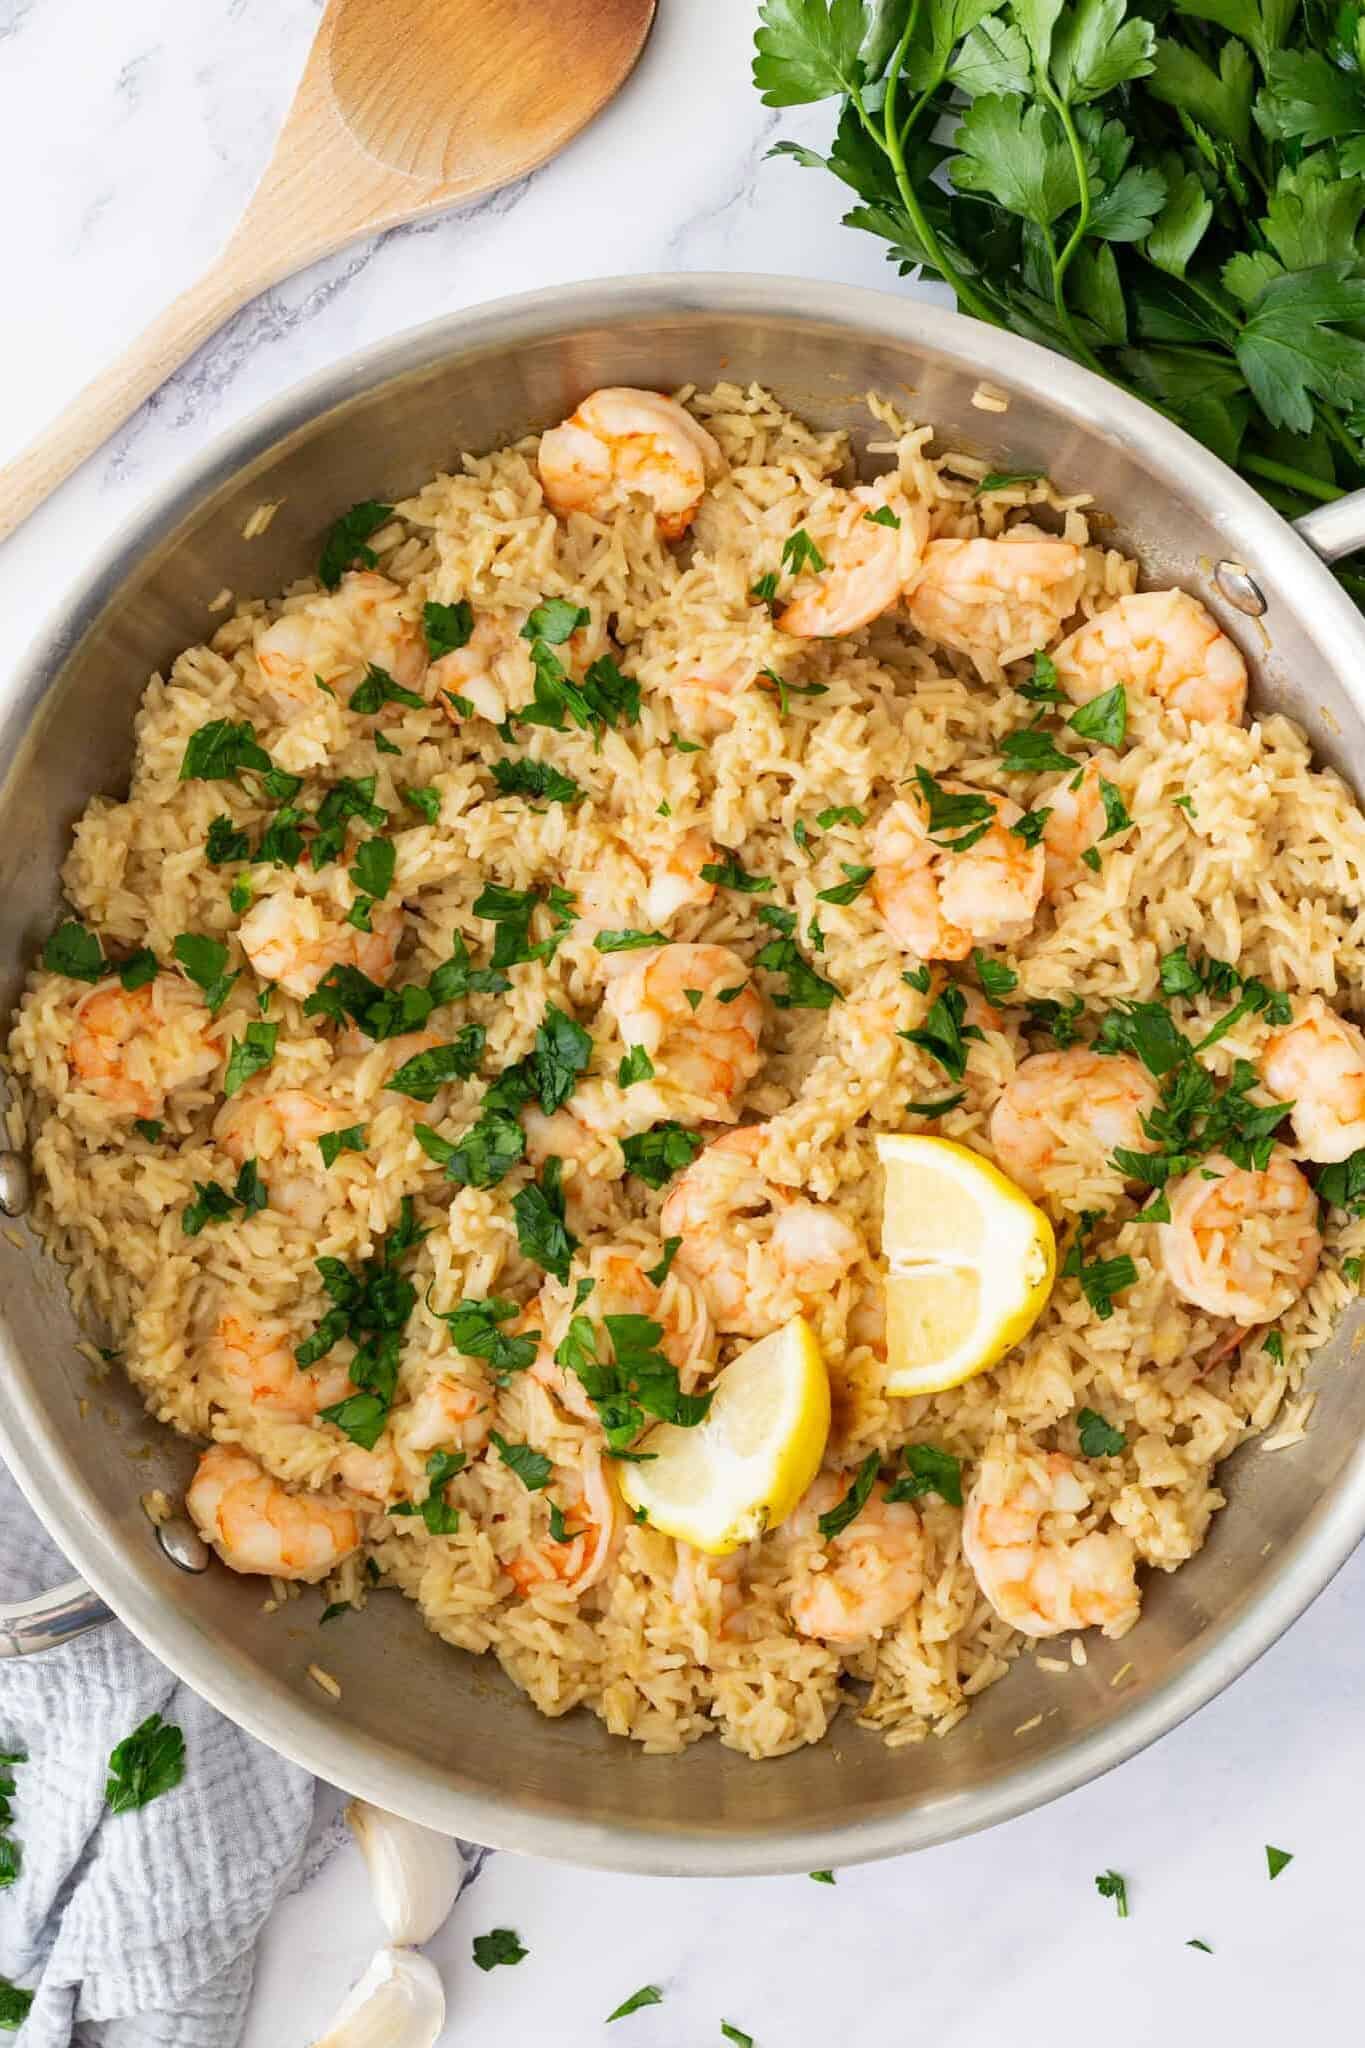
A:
[346,1799,465,1946]
[311,1947,444,2048]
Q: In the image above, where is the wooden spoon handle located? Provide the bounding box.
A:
[0,250,267,544]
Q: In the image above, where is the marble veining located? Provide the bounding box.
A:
[3,1,1365,2042]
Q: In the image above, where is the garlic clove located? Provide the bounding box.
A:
[311,1947,445,2048]
[346,1799,466,1946]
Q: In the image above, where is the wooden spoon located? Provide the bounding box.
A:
[0,0,656,543]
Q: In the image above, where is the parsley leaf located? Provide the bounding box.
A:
[473,1928,528,1972]
[386,1028,487,1102]
[173,932,237,1016]
[222,1020,278,1098]
[490,756,584,805]
[817,1452,879,1539]
[1069,684,1127,747]
[700,854,774,894]
[913,765,995,850]
[513,1159,578,1281]
[595,928,671,953]
[619,1044,656,1087]
[1000,722,1075,774]
[646,1236,681,1286]
[885,1442,964,1505]
[621,1122,705,1189]
[43,920,105,981]
[423,599,474,658]
[816,861,874,905]
[105,1713,186,1813]
[390,1448,465,1534]
[1077,1406,1126,1457]
[978,468,1044,494]
[491,1431,553,1491]
[607,1986,664,2023]
[781,527,826,575]
[435,1296,539,1377]
[475,880,577,969]
[1062,1221,1137,1320]
[522,598,590,644]
[900,983,983,1082]
[1095,1869,1129,1918]
[973,949,1018,1003]
[404,784,441,824]
[1266,1843,1293,1879]
[349,663,425,714]
[319,501,393,588]
[531,1004,593,1114]
[318,1124,367,1169]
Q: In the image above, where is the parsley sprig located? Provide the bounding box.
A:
[756,0,1365,610]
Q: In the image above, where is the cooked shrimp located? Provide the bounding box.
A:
[669,659,756,738]
[990,1050,1160,1203]
[187,1443,363,1583]
[399,1370,494,1459]
[67,978,219,1120]
[537,387,722,538]
[334,1441,398,1505]
[1041,752,1122,892]
[201,1306,352,1420]
[787,1470,923,1645]
[1261,996,1365,1163]
[426,609,534,726]
[600,942,763,1124]
[237,877,400,999]
[253,572,426,718]
[644,829,717,927]
[661,1125,863,1336]
[963,1439,1140,1639]
[905,536,1085,666]
[214,1088,353,1227]
[1158,1150,1321,1321]
[503,1441,619,1599]
[1054,589,1247,725]
[872,783,1045,961]
[777,478,929,639]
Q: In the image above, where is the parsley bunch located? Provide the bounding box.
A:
[757,0,1365,606]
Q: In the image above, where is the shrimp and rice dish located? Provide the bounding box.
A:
[9,380,1365,1760]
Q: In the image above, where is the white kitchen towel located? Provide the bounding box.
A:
[0,1457,315,2048]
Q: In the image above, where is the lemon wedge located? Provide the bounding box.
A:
[618,1316,831,1555]
[875,1133,1055,1397]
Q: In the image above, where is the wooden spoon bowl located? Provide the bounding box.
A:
[0,0,656,542]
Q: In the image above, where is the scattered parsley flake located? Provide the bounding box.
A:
[105,1713,186,1814]
[473,1928,528,1972]
[1095,1869,1129,1917]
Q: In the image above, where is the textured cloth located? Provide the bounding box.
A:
[0,1458,314,2047]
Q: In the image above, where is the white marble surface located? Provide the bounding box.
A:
[3,0,1365,2041]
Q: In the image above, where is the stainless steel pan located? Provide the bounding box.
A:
[4,275,1365,1876]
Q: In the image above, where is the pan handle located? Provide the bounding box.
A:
[0,1577,111,1657]
[1293,491,1365,565]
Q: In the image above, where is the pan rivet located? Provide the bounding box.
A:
[0,1152,31,1218]
[1215,560,1267,617]
[156,1516,211,1573]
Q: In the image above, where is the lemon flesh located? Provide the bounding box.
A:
[876,1134,1055,1396]
[619,1316,831,1555]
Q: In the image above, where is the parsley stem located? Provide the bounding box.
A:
[1240,452,1343,504]
[1039,87,1106,378]
[865,22,1002,333]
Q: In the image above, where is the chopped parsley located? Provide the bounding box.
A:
[1266,1844,1293,1879]
[1095,1869,1129,1918]
[513,1158,578,1281]
[172,932,237,1016]
[1017,650,1064,703]
[817,1451,879,1539]
[389,1448,465,1535]
[348,663,425,714]
[531,1005,593,1113]
[1187,1939,1213,1953]
[863,503,901,527]
[700,853,774,894]
[885,1443,963,1506]
[222,1020,278,1098]
[619,1044,656,1087]
[900,983,983,1083]
[1010,806,1052,849]
[808,1869,836,1884]
[515,640,640,736]
[206,815,251,865]
[182,1159,266,1237]
[754,905,841,1009]
[621,1122,705,1189]
[558,1311,711,1454]
[404,784,442,824]
[433,1296,539,1378]
[474,880,578,968]
[1000,722,1075,774]
[749,571,779,603]
[415,1108,526,1190]
[490,757,584,805]
[781,527,826,576]
[319,500,393,588]
[301,1198,428,1447]
[472,1928,528,1972]
[816,805,865,829]
[816,862,873,906]
[973,950,1018,1004]
[1062,1218,1137,1321]
[1069,684,1128,748]
[491,1432,553,1491]
[105,1713,185,1814]
[757,667,829,715]
[1316,1148,1365,1214]
[386,1028,487,1102]
[318,1124,367,1169]
[1077,1408,1126,1457]
[977,469,1044,495]
[913,766,994,850]
[595,928,670,953]
[1024,995,1085,1047]
[423,599,474,659]
[42,919,105,981]
[906,1092,966,1118]
[646,1236,681,1287]
[178,718,300,800]
[132,1119,163,1143]
[1097,776,1132,840]
[522,598,589,644]
[607,1986,664,2023]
